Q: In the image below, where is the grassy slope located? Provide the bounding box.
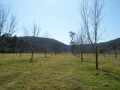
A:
[0,53,120,90]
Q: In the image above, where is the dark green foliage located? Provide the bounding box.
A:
[0,36,69,54]
[18,36,69,53]
[0,35,28,53]
[98,38,120,57]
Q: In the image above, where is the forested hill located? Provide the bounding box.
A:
[0,35,70,53]
[98,38,120,52]
[18,36,67,46]
[18,36,70,53]
[70,38,120,54]
[0,34,120,53]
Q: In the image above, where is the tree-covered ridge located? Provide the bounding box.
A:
[69,38,120,58]
[1,33,120,56]
[98,38,120,57]
[0,35,69,54]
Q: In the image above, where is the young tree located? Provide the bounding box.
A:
[69,31,75,54]
[12,35,18,54]
[111,39,120,58]
[90,0,104,69]
[30,23,41,61]
[42,33,50,58]
[18,39,24,56]
[23,23,41,62]
[79,0,104,69]
[74,28,86,61]
[23,25,31,54]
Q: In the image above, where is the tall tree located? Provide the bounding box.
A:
[0,1,10,36]
[79,0,104,69]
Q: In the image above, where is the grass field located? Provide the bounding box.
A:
[0,53,120,90]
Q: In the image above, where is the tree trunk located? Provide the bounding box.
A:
[71,45,73,54]
[81,52,83,61]
[20,52,21,56]
[30,47,34,62]
[115,50,117,58]
[109,51,111,57]
[45,51,47,58]
[95,45,98,69]
[78,52,80,58]
[80,45,83,61]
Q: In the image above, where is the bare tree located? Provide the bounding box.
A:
[75,28,86,61]
[42,33,50,58]
[23,25,30,37]
[23,23,41,62]
[90,0,104,69]
[0,1,17,37]
[0,1,10,36]
[30,23,41,62]
[22,25,31,54]
[69,31,75,54]
[112,40,120,58]
[79,0,104,69]
[7,14,17,35]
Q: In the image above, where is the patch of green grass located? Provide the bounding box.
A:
[0,53,120,90]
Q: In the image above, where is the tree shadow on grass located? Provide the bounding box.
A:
[98,69,120,82]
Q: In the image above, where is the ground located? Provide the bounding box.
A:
[0,53,120,90]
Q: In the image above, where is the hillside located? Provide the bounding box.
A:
[0,34,120,54]
[98,38,120,53]
[18,36,120,53]
[70,38,120,55]
[18,36,70,52]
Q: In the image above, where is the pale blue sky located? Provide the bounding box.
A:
[3,0,120,44]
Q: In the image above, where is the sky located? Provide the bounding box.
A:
[2,0,120,45]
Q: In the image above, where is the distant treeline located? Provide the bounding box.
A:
[0,33,120,57]
[0,34,69,54]
[72,38,120,58]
